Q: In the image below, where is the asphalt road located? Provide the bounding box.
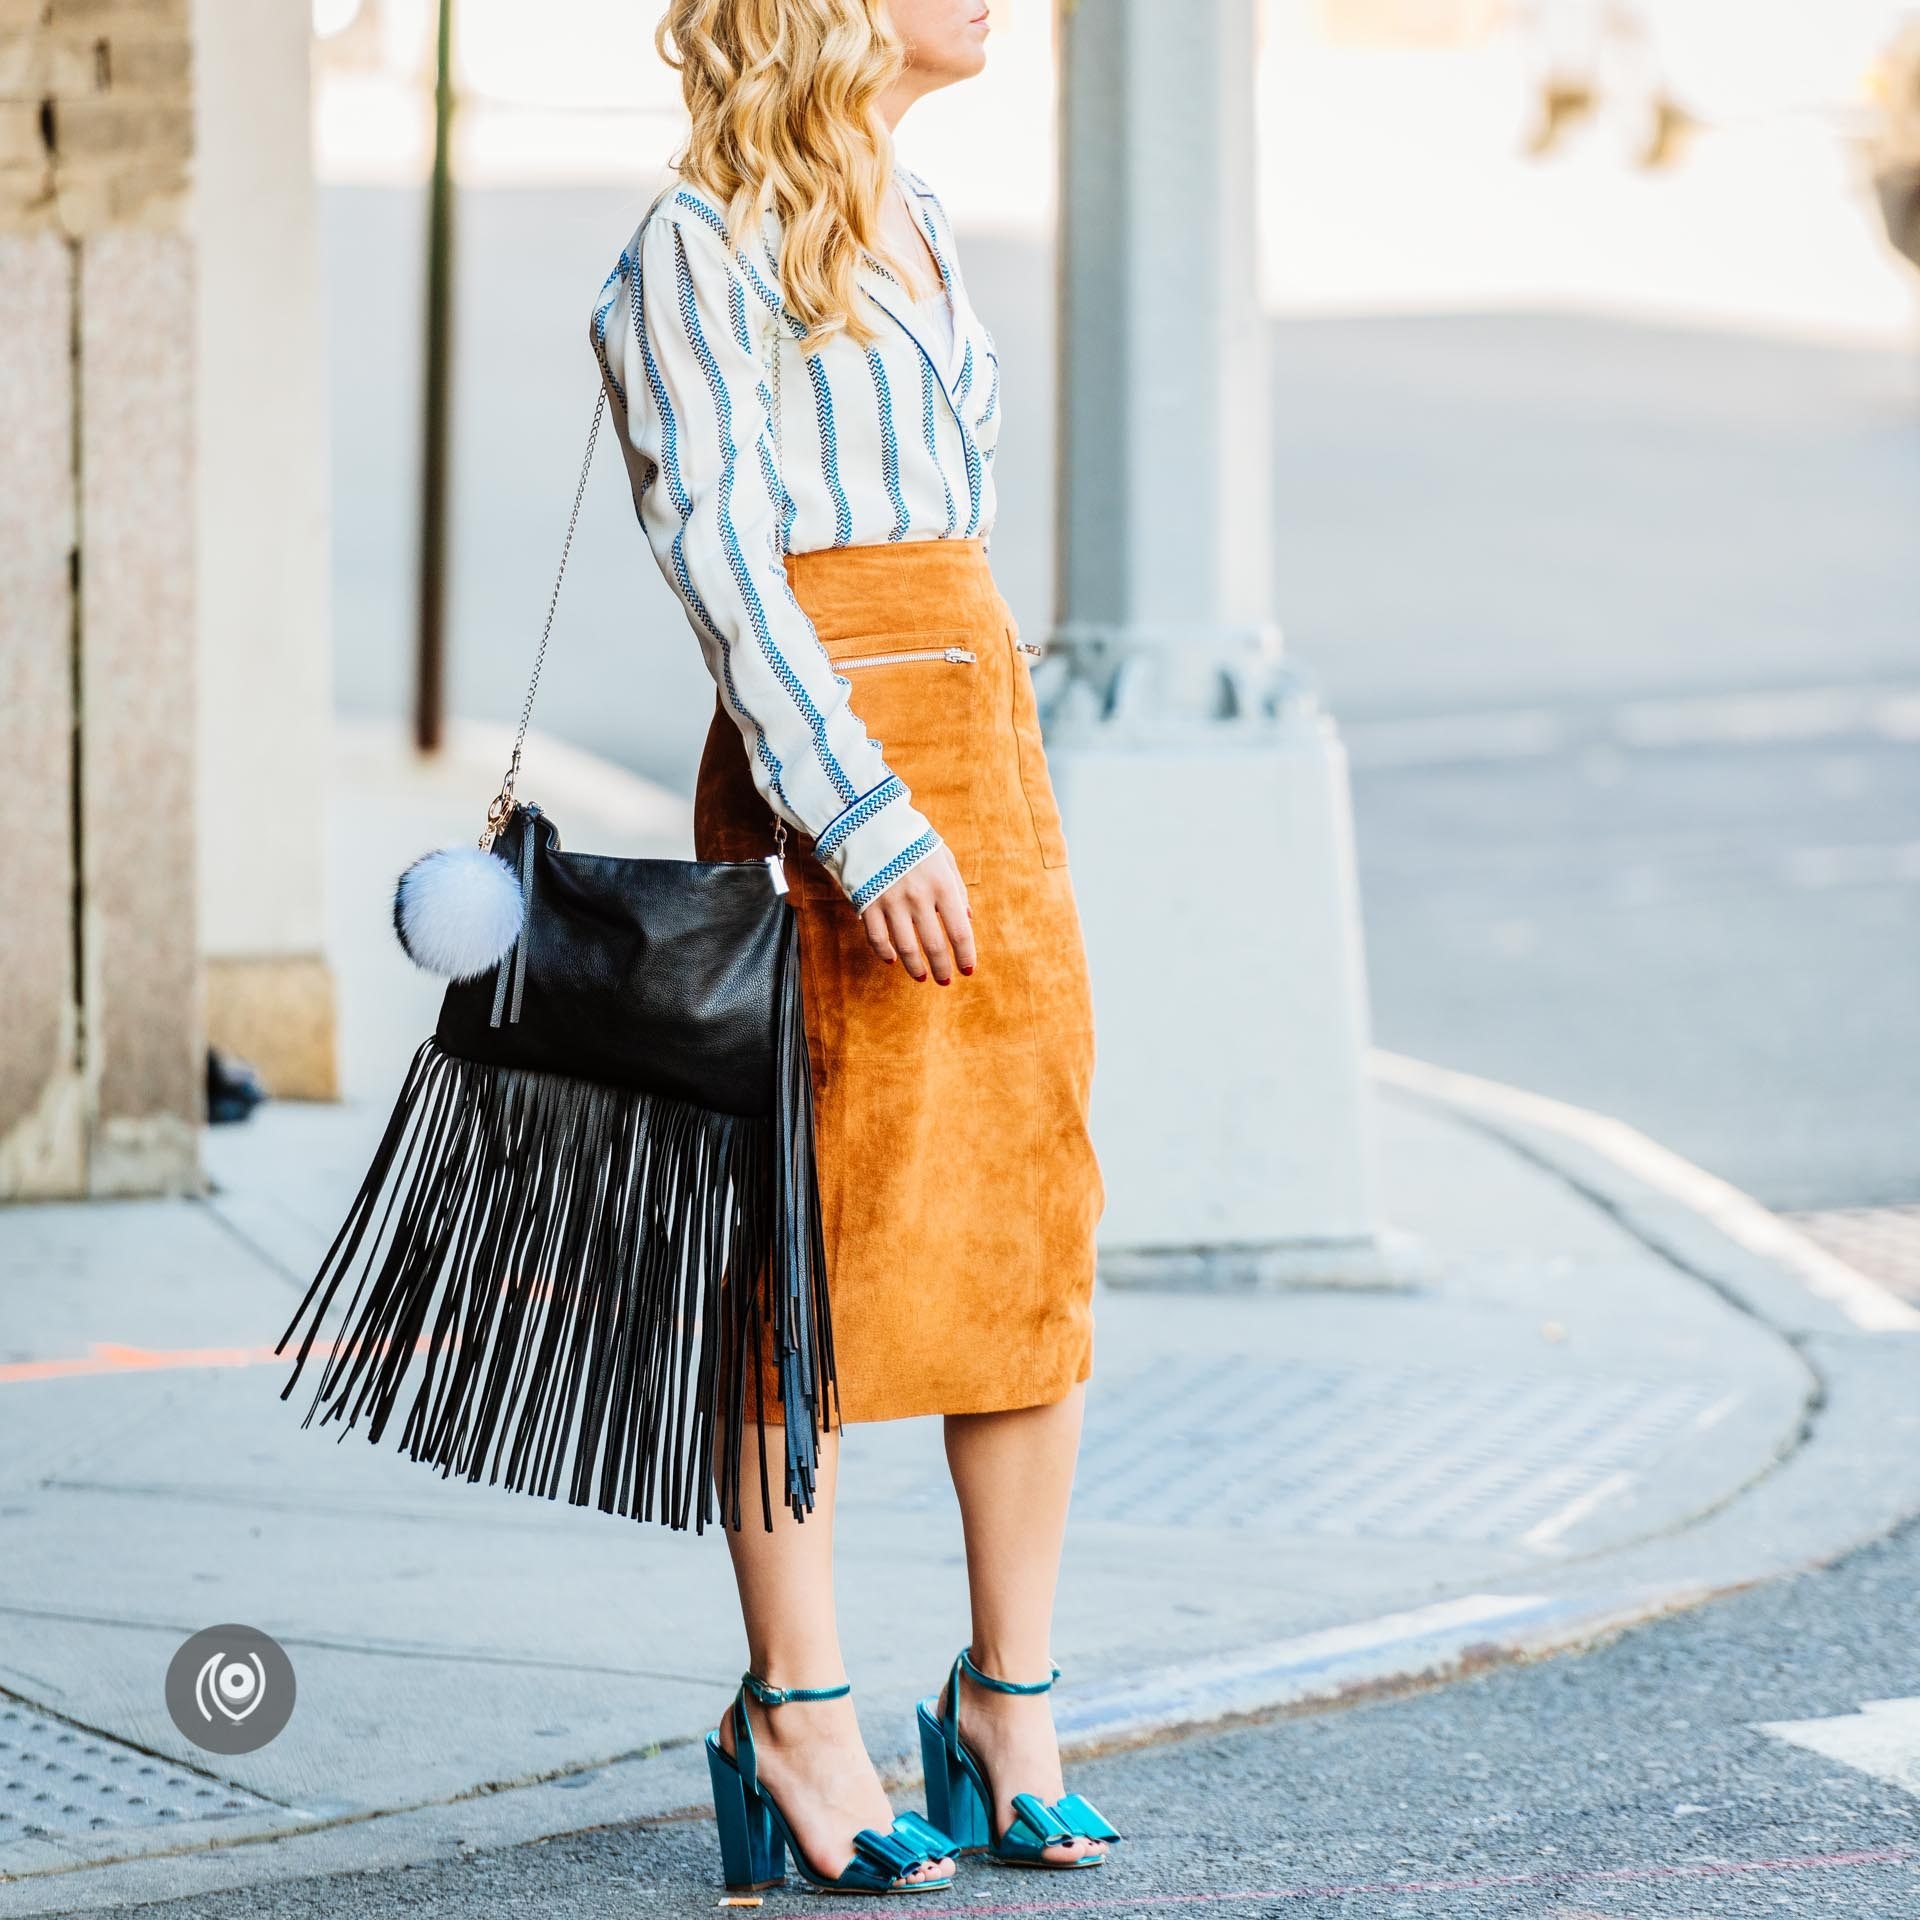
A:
[1258,307,1920,1213]
[1350,721,1920,1212]
[61,1512,1920,1918]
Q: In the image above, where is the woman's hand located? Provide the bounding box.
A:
[860,842,976,983]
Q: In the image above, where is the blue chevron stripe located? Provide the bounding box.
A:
[960,422,984,536]
[672,186,729,246]
[632,239,789,811]
[920,356,957,536]
[816,774,904,859]
[724,274,753,355]
[739,254,789,319]
[866,348,910,542]
[851,829,939,911]
[592,257,627,406]
[753,377,796,552]
[804,349,855,546]
[915,200,953,294]
[861,283,975,507]
[673,229,857,805]
[673,185,789,319]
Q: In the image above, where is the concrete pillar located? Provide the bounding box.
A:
[1048,0,1385,1283]
[1,0,203,1199]
[192,0,337,1101]
[0,228,84,1196]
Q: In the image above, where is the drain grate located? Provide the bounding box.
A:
[1788,1205,1920,1303]
[1059,1355,1718,1541]
[0,1702,272,1845]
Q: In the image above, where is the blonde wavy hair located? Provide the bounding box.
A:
[657,0,920,352]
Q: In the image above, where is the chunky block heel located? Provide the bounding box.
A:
[706,1730,786,1891]
[915,1649,1121,1870]
[916,1699,991,1850]
[706,1672,958,1895]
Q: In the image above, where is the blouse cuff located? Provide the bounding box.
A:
[814,775,943,911]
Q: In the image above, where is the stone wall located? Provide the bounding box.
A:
[192,0,338,1104]
[0,0,201,1196]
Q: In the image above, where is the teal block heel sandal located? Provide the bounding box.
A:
[915,1649,1121,1870]
[705,1673,958,1895]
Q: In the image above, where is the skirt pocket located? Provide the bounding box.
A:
[821,627,988,884]
[1006,621,1070,868]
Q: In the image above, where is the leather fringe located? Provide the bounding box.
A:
[275,915,837,1532]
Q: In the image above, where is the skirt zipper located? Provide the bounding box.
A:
[837,646,977,670]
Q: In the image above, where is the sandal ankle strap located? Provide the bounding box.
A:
[958,1647,1062,1695]
[741,1670,851,1707]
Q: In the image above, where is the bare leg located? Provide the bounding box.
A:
[716,1428,954,1886]
[941,1385,1105,1866]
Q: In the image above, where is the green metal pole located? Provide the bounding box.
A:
[415,0,456,752]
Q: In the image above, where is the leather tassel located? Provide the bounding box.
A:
[273,999,838,1533]
[488,805,541,1030]
[768,909,837,1520]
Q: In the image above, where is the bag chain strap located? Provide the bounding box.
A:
[765,302,789,862]
[482,385,607,847]
[481,255,793,859]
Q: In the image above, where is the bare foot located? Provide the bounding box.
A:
[942,1666,1106,1866]
[718,1692,955,1888]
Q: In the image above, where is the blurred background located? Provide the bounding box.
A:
[6,5,1920,1891]
[331,0,1920,1244]
[5,0,1918,1253]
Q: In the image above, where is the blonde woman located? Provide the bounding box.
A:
[592,0,1117,1894]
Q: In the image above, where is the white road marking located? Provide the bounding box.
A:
[1372,1051,1920,1335]
[1344,683,1920,771]
[1757,1697,1920,1797]
[1782,842,1920,891]
[1523,1469,1635,1551]
[1694,1391,1743,1434]
[1342,709,1566,769]
[1612,686,1913,750]
[1055,1593,1553,1741]
[1151,1592,1552,1683]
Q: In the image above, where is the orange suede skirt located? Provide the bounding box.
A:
[692,537,1104,1424]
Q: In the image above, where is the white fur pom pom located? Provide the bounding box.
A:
[393,844,525,981]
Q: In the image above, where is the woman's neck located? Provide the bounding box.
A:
[876,75,933,132]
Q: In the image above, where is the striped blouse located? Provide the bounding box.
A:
[590,166,1003,913]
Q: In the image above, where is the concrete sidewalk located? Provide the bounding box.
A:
[3,725,1918,1914]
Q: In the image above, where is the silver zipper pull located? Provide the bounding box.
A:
[765,852,789,896]
[1014,639,1044,657]
[837,644,979,670]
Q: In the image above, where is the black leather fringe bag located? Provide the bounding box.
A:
[275,388,835,1533]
